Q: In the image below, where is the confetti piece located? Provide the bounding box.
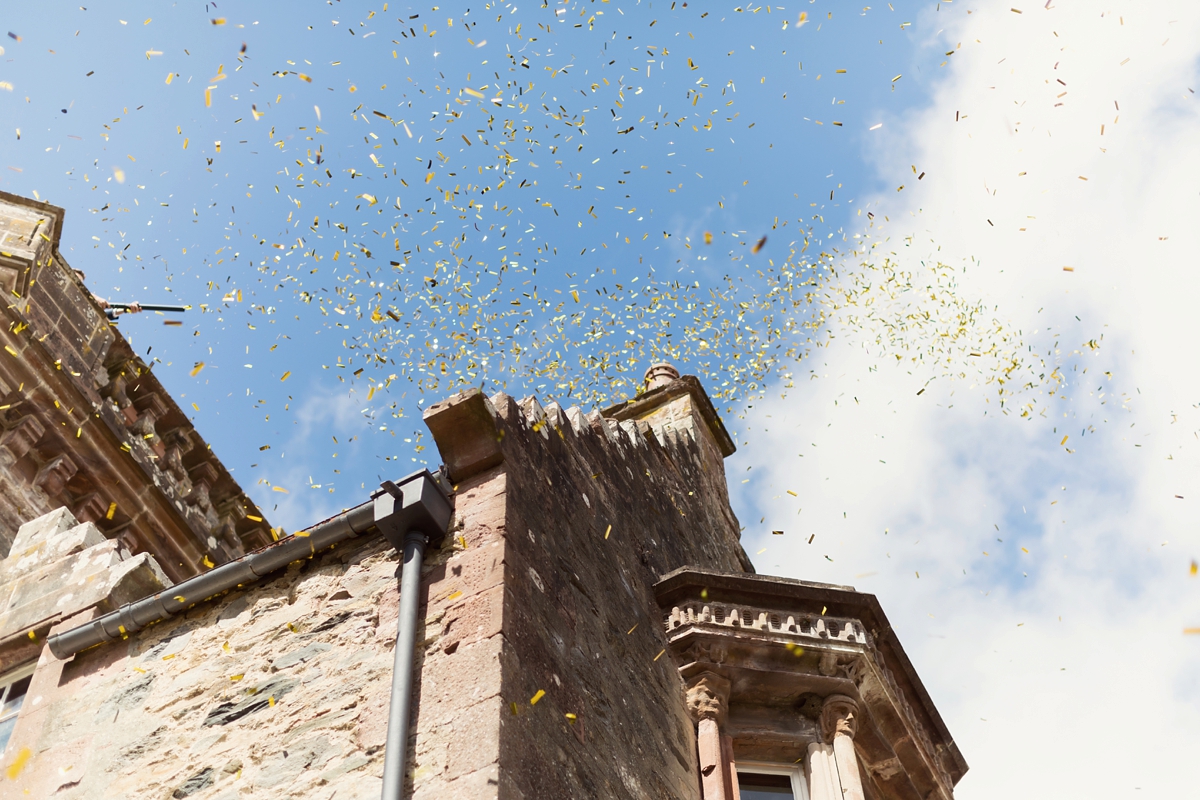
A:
[604,524,611,539]
[1060,435,1069,446]
[1190,560,1197,576]
[463,87,485,99]
[751,236,767,254]
[5,748,31,780]
[230,674,244,681]
[211,18,226,26]
[280,371,291,381]
[113,167,125,184]
[190,362,205,377]
[446,590,463,601]
[272,486,290,493]
[530,689,546,705]
[106,502,117,520]
[653,649,666,661]
[202,555,215,568]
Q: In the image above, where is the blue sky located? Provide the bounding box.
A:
[5,2,1200,797]
[0,1,951,526]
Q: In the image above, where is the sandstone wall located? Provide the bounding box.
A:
[421,385,750,800]
[4,376,749,800]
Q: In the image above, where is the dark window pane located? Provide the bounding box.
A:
[1,676,30,717]
[0,715,16,755]
[738,772,795,799]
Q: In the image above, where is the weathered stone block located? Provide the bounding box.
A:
[11,507,80,553]
[423,388,504,483]
[0,521,108,586]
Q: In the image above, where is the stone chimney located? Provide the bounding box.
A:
[602,362,736,489]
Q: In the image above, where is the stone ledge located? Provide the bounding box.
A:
[0,507,172,641]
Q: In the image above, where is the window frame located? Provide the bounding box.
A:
[0,660,36,755]
[735,759,810,800]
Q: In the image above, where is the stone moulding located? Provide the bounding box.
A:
[666,602,870,647]
[655,567,967,799]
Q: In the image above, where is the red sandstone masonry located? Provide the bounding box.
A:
[0,372,749,799]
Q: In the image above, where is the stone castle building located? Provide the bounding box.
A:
[0,192,966,799]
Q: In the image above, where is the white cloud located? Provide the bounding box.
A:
[733,2,1200,796]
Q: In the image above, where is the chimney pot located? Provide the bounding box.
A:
[643,363,680,392]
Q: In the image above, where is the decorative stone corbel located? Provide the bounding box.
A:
[131,391,168,447]
[818,694,866,800]
[72,491,110,525]
[34,453,78,499]
[0,414,45,467]
[186,461,218,514]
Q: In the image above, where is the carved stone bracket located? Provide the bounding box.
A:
[0,414,44,466]
[72,491,110,525]
[35,453,78,498]
[131,391,168,451]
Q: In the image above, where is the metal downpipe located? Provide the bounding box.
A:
[381,530,428,800]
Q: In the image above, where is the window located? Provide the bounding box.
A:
[736,761,808,800]
[0,662,34,755]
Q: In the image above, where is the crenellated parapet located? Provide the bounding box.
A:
[0,191,272,581]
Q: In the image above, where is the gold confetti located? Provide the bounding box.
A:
[530,689,546,705]
[5,747,31,780]
[190,362,205,377]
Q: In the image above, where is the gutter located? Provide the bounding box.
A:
[45,469,452,800]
